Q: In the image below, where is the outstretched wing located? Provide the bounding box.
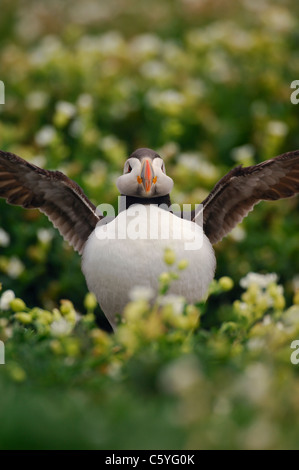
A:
[193,150,299,244]
[0,150,102,254]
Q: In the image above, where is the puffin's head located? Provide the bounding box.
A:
[116,148,173,198]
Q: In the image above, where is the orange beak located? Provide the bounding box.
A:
[138,159,156,193]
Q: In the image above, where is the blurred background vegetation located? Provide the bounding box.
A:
[0,0,299,450]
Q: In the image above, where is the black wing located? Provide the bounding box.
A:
[0,150,102,254]
[192,150,299,244]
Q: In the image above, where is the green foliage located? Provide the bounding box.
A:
[0,0,299,450]
[1,273,299,449]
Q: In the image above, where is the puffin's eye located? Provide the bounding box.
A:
[161,163,165,173]
[126,164,132,173]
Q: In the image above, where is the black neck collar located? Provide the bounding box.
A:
[120,194,172,210]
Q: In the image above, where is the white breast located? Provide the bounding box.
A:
[82,204,216,328]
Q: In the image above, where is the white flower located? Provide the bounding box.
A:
[276,322,284,331]
[35,126,57,146]
[292,275,299,291]
[100,135,119,151]
[6,257,25,279]
[30,36,62,65]
[77,35,100,53]
[207,50,233,83]
[148,89,185,111]
[240,272,278,289]
[69,119,83,138]
[50,318,73,337]
[140,61,169,80]
[25,91,49,110]
[129,286,154,302]
[179,153,202,171]
[98,32,124,54]
[231,144,255,164]
[233,363,271,405]
[276,285,284,296]
[158,295,185,315]
[247,337,266,351]
[265,7,295,33]
[185,79,206,99]
[147,89,188,117]
[229,226,246,242]
[179,153,219,181]
[37,228,54,244]
[0,290,15,310]
[238,301,249,312]
[107,362,122,379]
[158,142,179,159]
[195,161,218,181]
[55,101,76,118]
[130,34,162,57]
[267,120,288,137]
[77,93,93,110]
[0,228,10,247]
[282,306,299,327]
[159,355,201,394]
[262,315,272,326]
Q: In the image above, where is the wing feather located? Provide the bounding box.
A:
[0,150,102,254]
[194,150,299,244]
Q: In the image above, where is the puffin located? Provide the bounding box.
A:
[0,147,298,329]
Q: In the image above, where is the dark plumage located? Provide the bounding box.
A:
[122,194,172,210]
[196,149,299,244]
[0,150,102,254]
[129,148,161,161]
